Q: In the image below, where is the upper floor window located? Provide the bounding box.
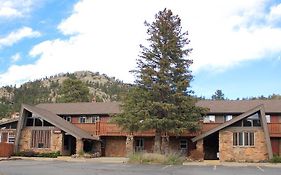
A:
[265,115,270,123]
[63,116,72,122]
[224,115,233,122]
[79,116,86,123]
[203,115,215,123]
[92,116,100,123]
[231,112,261,127]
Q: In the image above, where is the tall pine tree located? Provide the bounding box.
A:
[113,9,205,153]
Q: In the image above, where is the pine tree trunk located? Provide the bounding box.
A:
[154,130,161,153]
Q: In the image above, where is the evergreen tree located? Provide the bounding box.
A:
[58,77,90,103]
[113,9,205,153]
[211,90,225,100]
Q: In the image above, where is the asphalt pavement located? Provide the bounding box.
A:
[0,160,281,175]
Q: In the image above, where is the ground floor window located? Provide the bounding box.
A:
[135,138,144,152]
[180,139,188,150]
[31,130,51,148]
[8,133,15,143]
[233,132,254,146]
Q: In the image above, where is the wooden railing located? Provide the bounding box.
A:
[74,121,281,137]
[268,123,281,136]
[201,123,222,133]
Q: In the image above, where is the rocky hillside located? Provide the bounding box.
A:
[0,71,131,119]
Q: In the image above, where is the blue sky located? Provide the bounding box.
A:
[1,0,281,99]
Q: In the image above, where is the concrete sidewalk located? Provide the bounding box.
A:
[0,156,129,163]
[183,160,281,168]
[1,156,281,168]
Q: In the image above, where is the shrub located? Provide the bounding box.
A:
[128,152,184,165]
[270,155,281,163]
[14,151,60,158]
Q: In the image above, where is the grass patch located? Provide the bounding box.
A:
[269,155,281,163]
[128,152,185,165]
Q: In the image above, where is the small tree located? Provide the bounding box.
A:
[113,9,205,153]
[58,77,90,103]
[211,90,225,100]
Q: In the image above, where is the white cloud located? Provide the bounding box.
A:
[1,0,281,86]
[0,0,34,18]
[267,3,281,23]
[11,53,21,62]
[0,27,41,48]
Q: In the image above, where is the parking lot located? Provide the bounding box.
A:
[0,160,281,175]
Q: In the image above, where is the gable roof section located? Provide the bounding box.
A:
[196,100,281,114]
[22,104,99,140]
[0,118,18,126]
[36,102,121,115]
[192,104,273,159]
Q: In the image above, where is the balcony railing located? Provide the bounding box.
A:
[74,121,281,137]
[268,123,281,136]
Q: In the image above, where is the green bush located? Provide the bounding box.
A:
[128,152,185,165]
[14,151,60,158]
[270,155,281,163]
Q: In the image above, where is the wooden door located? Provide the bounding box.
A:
[271,139,280,156]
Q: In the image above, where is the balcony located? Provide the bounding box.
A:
[268,123,281,137]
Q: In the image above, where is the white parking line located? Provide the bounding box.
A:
[257,166,264,172]
[162,165,172,170]
[213,165,217,170]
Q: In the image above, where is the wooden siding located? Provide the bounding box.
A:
[0,143,14,157]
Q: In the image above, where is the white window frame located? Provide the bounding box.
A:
[79,116,86,123]
[92,116,100,123]
[203,115,215,123]
[0,133,2,143]
[224,115,233,122]
[265,115,270,123]
[233,132,254,146]
[66,116,71,122]
[7,132,15,144]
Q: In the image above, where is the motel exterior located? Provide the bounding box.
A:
[1,100,281,161]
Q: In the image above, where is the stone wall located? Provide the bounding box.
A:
[18,127,63,153]
[219,128,268,162]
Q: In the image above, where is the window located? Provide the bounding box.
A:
[224,115,232,122]
[92,116,100,123]
[266,115,270,123]
[233,132,254,146]
[180,139,188,149]
[203,115,215,123]
[8,133,15,144]
[63,116,71,122]
[135,138,144,152]
[79,116,86,123]
[231,113,261,127]
[0,133,1,143]
[31,130,51,148]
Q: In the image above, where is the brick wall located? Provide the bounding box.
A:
[219,128,268,162]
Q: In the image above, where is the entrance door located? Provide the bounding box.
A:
[271,139,280,156]
[203,132,219,160]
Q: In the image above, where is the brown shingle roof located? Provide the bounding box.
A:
[196,100,281,113]
[36,102,121,115]
[23,104,99,140]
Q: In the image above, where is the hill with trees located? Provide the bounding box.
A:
[0,71,131,119]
